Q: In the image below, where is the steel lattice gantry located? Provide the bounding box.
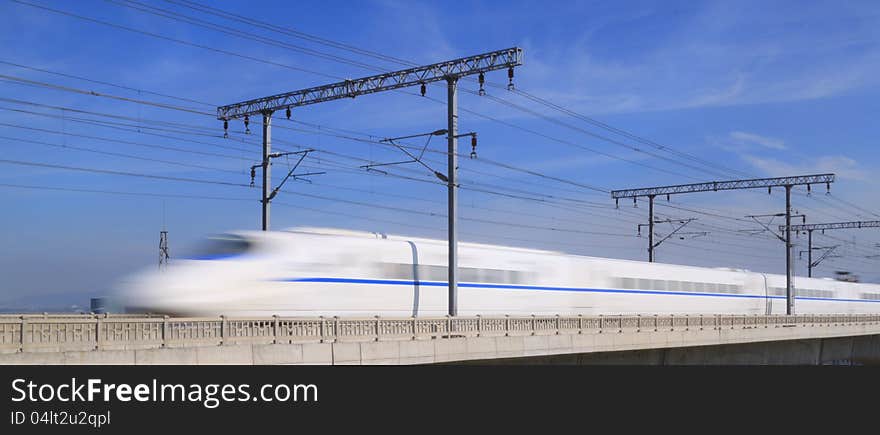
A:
[218,47,524,317]
[611,173,836,315]
[610,174,835,200]
[784,221,880,232]
[217,47,523,120]
[779,220,880,277]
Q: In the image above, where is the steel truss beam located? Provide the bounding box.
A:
[611,174,835,199]
[782,220,880,232]
[218,47,523,120]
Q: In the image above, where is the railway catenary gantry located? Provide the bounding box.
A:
[780,220,880,278]
[612,174,836,315]
[218,47,524,317]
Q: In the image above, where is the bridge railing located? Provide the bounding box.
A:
[1,313,878,354]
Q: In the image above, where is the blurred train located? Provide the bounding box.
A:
[116,227,880,317]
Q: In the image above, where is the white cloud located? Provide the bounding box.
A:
[512,2,880,116]
[743,154,867,181]
[728,131,786,150]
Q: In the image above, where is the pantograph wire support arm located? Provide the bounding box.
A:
[747,213,805,243]
[386,137,444,180]
[361,129,477,183]
[800,245,839,268]
[266,150,324,201]
[811,246,839,268]
[651,218,696,249]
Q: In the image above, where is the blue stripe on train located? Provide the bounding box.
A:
[280,277,880,303]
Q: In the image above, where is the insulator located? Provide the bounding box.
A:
[633,197,637,208]
[507,67,514,90]
[615,198,619,209]
[768,186,772,195]
[826,182,831,194]
[250,167,256,187]
[478,72,485,96]
[286,107,291,120]
[244,115,250,134]
[420,82,426,97]
[223,120,228,139]
[666,194,670,202]
[469,134,477,159]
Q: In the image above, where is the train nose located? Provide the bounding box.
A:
[114,264,211,315]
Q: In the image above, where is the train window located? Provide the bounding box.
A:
[186,235,252,260]
[382,263,411,280]
[800,289,833,298]
[380,263,530,284]
[458,267,478,283]
[861,293,880,300]
[481,268,506,284]
[667,281,681,292]
[619,278,636,289]
[420,265,447,281]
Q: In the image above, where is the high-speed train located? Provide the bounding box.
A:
[116,227,880,317]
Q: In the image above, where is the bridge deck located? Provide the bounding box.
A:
[1,314,879,364]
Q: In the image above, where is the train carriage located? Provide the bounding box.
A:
[116,227,880,317]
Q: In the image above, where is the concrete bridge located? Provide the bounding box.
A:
[1,313,880,365]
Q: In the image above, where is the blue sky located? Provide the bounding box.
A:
[1,0,879,309]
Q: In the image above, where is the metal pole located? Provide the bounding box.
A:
[785,185,794,315]
[648,195,655,263]
[808,229,813,278]
[261,112,272,231]
[447,78,458,316]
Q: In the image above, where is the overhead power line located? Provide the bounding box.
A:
[8,0,340,80]
[12,0,749,185]
[1,5,872,270]
[0,158,251,187]
[158,0,751,181]
[0,59,214,108]
[0,135,242,174]
[1,72,850,256]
